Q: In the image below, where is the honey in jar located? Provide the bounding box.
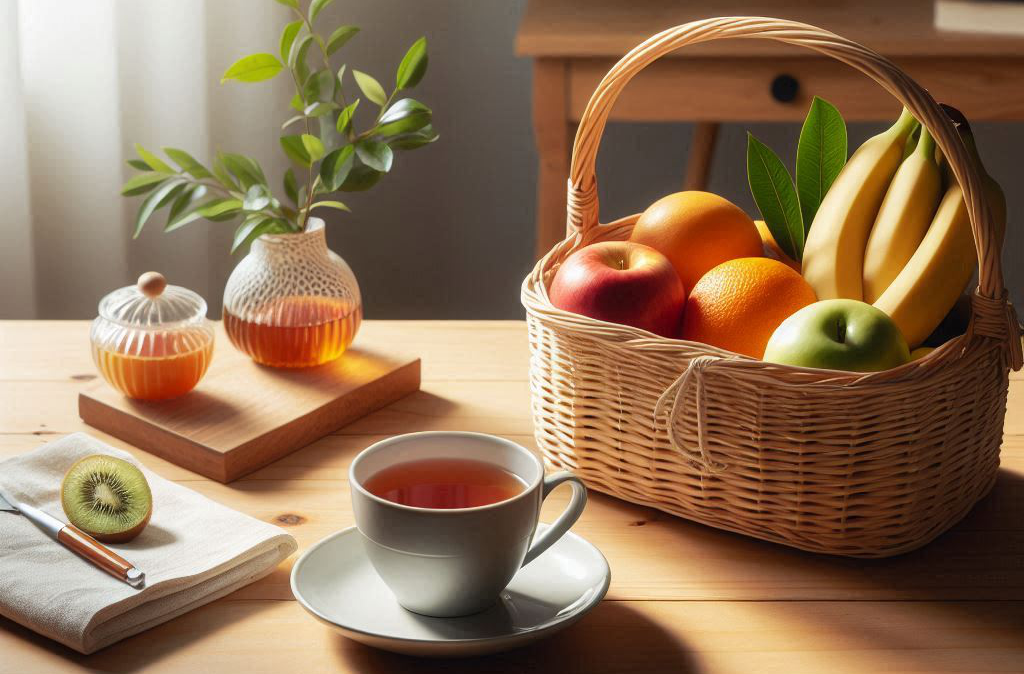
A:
[91,272,215,400]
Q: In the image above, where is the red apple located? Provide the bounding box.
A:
[549,241,686,337]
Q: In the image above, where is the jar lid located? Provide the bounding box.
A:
[97,272,207,328]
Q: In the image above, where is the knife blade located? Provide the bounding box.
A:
[0,488,145,588]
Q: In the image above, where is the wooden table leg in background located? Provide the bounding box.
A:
[532,58,572,260]
[683,121,720,192]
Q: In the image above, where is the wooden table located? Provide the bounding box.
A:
[2,320,1024,673]
[518,0,1024,258]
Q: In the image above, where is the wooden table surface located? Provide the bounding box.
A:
[2,321,1023,673]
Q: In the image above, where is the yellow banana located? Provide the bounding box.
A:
[802,108,919,300]
[873,132,1006,348]
[862,127,943,303]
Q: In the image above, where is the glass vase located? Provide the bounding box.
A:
[223,218,362,368]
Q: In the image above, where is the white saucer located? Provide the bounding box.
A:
[290,523,610,658]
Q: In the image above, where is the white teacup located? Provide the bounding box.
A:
[349,431,587,617]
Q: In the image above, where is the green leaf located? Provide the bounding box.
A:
[167,184,206,225]
[134,143,173,173]
[126,159,151,171]
[309,200,350,212]
[336,99,360,134]
[283,168,299,204]
[196,197,243,220]
[389,124,439,150]
[309,0,334,23]
[290,93,304,111]
[121,172,169,196]
[232,215,269,253]
[291,34,314,84]
[355,139,393,172]
[132,179,184,238]
[279,20,303,64]
[164,187,211,231]
[303,69,335,102]
[280,135,312,166]
[396,37,428,89]
[221,53,283,84]
[212,152,241,191]
[326,25,359,55]
[302,134,325,162]
[162,147,212,179]
[353,70,387,106]
[243,184,272,211]
[747,132,804,261]
[274,0,298,8]
[376,98,431,136]
[222,153,266,189]
[796,96,847,232]
[319,145,354,191]
[339,164,382,192]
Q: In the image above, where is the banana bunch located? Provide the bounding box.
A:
[802,108,919,301]
[801,106,1006,349]
[874,124,1006,348]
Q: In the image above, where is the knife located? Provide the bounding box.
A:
[0,489,145,588]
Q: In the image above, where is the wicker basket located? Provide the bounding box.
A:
[521,17,1023,558]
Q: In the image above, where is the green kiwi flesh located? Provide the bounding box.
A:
[61,455,153,543]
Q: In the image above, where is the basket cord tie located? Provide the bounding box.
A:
[970,290,1024,371]
[654,355,726,474]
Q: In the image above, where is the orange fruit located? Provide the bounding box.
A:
[629,191,763,294]
[681,257,817,358]
[754,220,800,272]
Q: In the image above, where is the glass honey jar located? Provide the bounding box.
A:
[91,272,215,400]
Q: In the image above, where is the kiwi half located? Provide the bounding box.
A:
[61,455,153,543]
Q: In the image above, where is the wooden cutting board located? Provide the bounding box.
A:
[79,325,420,482]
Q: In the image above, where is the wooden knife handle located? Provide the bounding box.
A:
[57,525,144,587]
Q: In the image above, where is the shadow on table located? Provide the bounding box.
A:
[333,600,702,674]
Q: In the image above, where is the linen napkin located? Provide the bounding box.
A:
[0,433,297,654]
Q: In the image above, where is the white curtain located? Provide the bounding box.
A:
[0,0,293,318]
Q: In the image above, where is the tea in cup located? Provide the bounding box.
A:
[349,432,587,617]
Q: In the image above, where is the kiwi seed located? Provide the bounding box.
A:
[61,455,153,543]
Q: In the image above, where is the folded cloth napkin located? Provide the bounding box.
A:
[0,433,297,654]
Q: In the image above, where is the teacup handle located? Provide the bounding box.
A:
[522,471,588,567]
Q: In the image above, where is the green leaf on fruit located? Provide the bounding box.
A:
[796,96,847,233]
[747,132,804,262]
[221,53,283,83]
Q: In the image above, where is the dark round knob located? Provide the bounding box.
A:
[771,74,800,103]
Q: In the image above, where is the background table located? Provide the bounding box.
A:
[518,0,1024,258]
[2,320,1023,673]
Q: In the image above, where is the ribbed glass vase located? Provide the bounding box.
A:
[222,218,362,368]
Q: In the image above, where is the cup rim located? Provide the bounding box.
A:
[349,431,543,514]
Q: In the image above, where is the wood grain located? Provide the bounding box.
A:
[567,56,1024,122]
[516,0,1024,58]
[2,321,1023,672]
[77,323,421,482]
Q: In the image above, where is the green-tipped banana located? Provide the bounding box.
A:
[862,127,943,303]
[802,108,920,300]
[874,115,1006,348]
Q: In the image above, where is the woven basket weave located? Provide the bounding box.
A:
[521,17,1024,557]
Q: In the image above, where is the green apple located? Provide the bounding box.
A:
[764,299,910,372]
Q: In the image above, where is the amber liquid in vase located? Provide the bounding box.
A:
[224,296,361,368]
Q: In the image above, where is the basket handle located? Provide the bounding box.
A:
[566,17,1010,329]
